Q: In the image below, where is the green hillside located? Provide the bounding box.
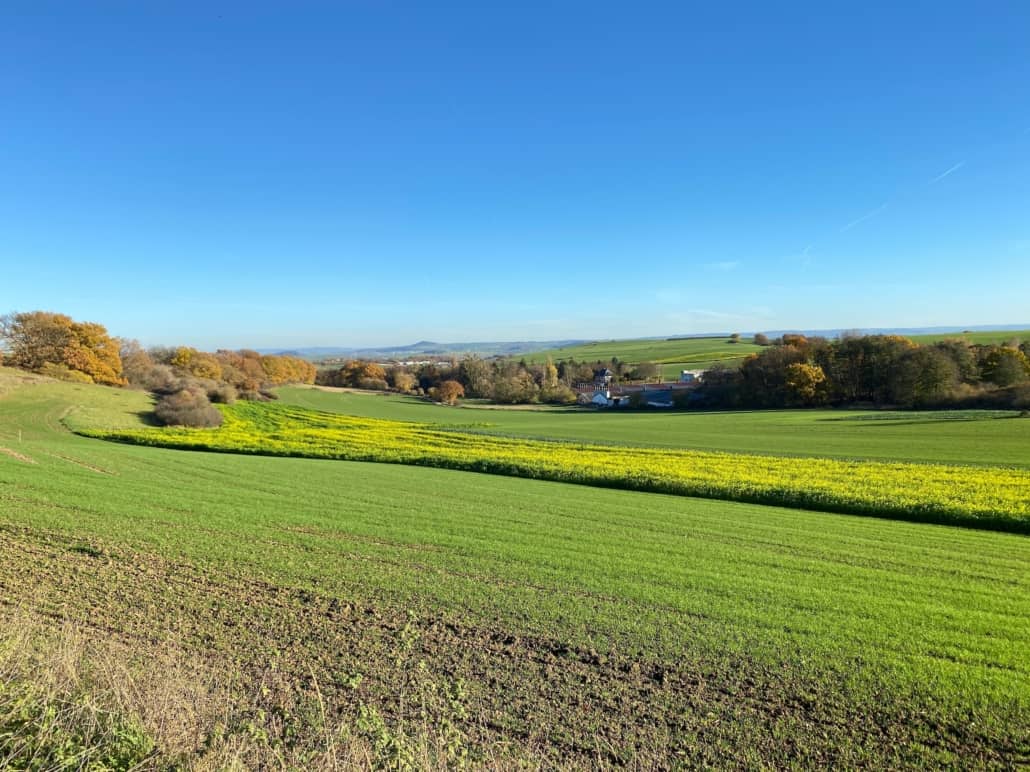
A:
[521,330,1030,381]
[523,336,764,378]
[1,369,1028,765]
[908,329,1030,345]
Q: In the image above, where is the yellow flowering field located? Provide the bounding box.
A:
[80,402,1030,533]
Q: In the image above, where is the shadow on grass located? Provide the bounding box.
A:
[134,410,163,427]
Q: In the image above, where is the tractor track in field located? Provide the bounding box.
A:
[0,447,36,464]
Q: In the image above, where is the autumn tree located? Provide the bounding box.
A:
[458,356,494,398]
[119,339,155,386]
[738,346,807,407]
[1,311,71,370]
[260,354,317,385]
[61,320,124,385]
[543,357,559,389]
[435,380,465,405]
[492,370,539,404]
[389,368,417,393]
[168,346,195,370]
[0,311,124,385]
[780,333,809,348]
[785,363,827,405]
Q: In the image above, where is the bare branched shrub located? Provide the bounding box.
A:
[205,381,237,404]
[154,387,223,428]
[126,363,180,394]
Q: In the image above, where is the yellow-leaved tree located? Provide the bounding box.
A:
[0,311,124,385]
[785,362,827,406]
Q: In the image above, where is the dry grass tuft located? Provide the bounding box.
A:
[0,612,538,771]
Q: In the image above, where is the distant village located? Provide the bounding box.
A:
[580,367,703,408]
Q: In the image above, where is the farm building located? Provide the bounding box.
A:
[593,368,614,391]
[576,366,701,408]
[592,392,631,408]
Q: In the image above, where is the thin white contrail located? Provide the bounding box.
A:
[930,160,966,184]
[840,202,888,233]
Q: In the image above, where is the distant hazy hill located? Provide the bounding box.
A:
[752,324,1030,340]
[259,325,1028,362]
[260,340,589,361]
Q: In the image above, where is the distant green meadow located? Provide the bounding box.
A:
[279,386,1030,468]
[1,370,1028,765]
[521,336,765,378]
[520,330,1030,381]
[906,328,1030,345]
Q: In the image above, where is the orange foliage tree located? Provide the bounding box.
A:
[436,380,465,405]
[0,311,124,385]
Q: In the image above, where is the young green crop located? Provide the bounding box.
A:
[82,401,1030,533]
[3,371,1029,764]
[278,386,1030,467]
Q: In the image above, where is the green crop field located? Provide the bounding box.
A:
[84,401,1030,533]
[521,329,1030,381]
[279,386,1030,468]
[523,336,765,378]
[1,369,1028,766]
[907,329,1030,345]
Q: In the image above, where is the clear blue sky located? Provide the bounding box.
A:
[2,2,1028,348]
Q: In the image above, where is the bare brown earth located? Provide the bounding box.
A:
[0,525,1019,769]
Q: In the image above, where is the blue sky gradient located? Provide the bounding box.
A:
[2,2,1028,347]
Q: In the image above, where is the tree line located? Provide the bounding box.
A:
[6,311,1026,416]
[318,356,596,405]
[1,311,316,426]
[318,354,667,405]
[698,333,1030,410]
[320,333,1030,411]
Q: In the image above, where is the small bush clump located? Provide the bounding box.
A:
[205,381,237,404]
[153,387,223,428]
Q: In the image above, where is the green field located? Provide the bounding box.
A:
[280,386,1030,468]
[908,329,1030,345]
[521,329,1030,381]
[523,336,764,379]
[83,401,1030,533]
[1,370,1028,766]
